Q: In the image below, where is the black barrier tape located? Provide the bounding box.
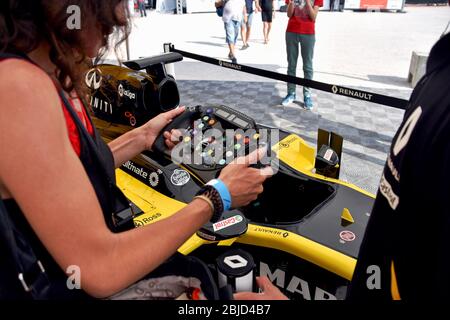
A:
[169,45,409,110]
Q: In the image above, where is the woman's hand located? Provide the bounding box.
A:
[234,277,289,300]
[162,129,183,150]
[219,147,274,208]
[139,106,186,150]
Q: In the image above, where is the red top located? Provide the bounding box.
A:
[61,97,94,156]
[0,57,93,156]
[285,0,323,35]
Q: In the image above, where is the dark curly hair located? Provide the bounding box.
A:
[0,0,130,95]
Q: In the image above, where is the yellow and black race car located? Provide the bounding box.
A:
[87,53,374,300]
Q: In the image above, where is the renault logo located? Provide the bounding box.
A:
[224,255,248,269]
[332,85,338,94]
[85,69,102,90]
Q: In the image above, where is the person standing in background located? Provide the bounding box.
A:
[138,0,147,17]
[219,0,246,64]
[241,0,257,50]
[329,0,337,11]
[259,0,276,44]
[281,0,322,110]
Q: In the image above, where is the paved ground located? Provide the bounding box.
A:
[177,80,409,194]
[106,6,449,193]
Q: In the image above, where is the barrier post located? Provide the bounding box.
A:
[164,43,176,79]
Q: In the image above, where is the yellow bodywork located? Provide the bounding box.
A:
[118,134,374,281]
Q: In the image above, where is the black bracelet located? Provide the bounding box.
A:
[196,185,224,223]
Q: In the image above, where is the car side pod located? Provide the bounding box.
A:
[86,52,183,128]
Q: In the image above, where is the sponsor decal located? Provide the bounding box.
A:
[122,161,148,179]
[170,169,191,186]
[148,172,160,187]
[124,111,137,127]
[219,60,242,71]
[197,231,216,241]
[90,96,113,114]
[379,174,399,210]
[122,161,161,188]
[277,136,298,150]
[332,86,373,101]
[332,85,338,94]
[339,230,356,242]
[118,83,136,100]
[324,149,333,161]
[387,154,400,182]
[213,215,243,232]
[254,227,286,237]
[224,255,248,269]
[393,106,422,156]
[260,262,337,300]
[134,213,162,227]
[85,68,102,90]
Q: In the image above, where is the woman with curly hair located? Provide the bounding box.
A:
[0,0,271,299]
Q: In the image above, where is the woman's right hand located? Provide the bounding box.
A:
[218,148,274,208]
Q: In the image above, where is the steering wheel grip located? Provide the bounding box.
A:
[152,108,199,155]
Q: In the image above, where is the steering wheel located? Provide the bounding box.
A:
[153,105,274,170]
[152,106,202,156]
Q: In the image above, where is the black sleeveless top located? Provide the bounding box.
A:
[0,55,122,299]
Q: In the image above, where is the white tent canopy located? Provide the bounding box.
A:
[156,0,177,13]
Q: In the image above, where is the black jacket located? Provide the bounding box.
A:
[348,33,450,301]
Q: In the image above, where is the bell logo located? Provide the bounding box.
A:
[85,69,102,90]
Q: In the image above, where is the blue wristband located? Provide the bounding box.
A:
[207,179,232,212]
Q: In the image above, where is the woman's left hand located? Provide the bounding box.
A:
[140,106,186,150]
[234,277,289,300]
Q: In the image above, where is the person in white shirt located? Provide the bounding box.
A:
[218,0,246,63]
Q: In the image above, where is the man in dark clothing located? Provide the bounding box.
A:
[236,33,450,301]
[347,32,450,301]
[259,0,275,44]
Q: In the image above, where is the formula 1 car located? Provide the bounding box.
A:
[86,53,375,300]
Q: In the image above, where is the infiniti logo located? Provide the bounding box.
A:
[85,69,102,90]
